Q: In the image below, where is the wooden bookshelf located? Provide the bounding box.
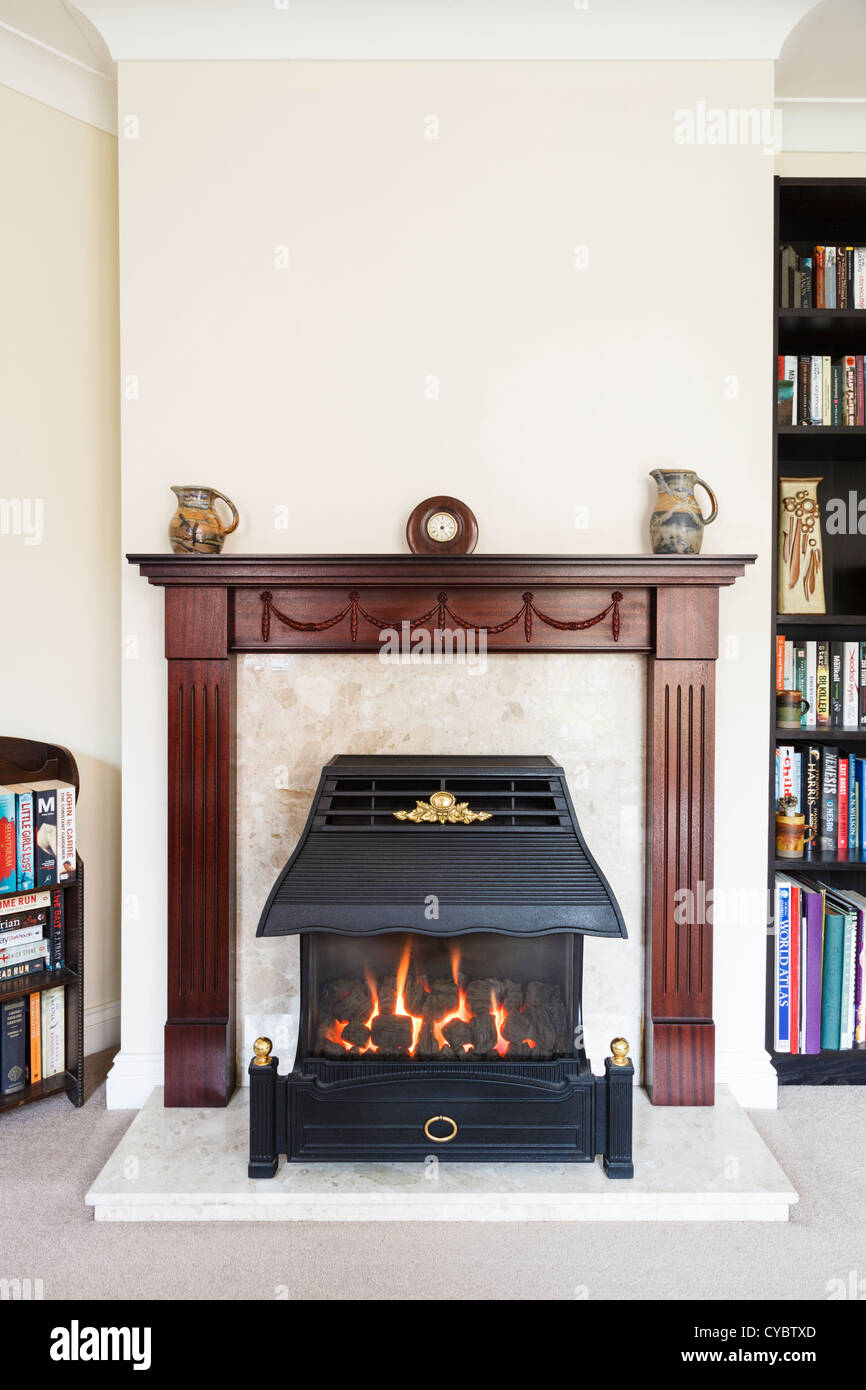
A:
[770,177,866,1084]
[0,739,83,1110]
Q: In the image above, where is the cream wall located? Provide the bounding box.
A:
[111,59,778,1107]
[0,83,120,1050]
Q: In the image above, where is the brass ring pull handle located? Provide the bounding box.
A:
[424,1114,458,1143]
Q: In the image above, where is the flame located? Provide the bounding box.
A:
[324,1017,352,1051]
[394,939,424,1056]
[432,944,474,1051]
[358,969,380,1054]
[490,989,510,1057]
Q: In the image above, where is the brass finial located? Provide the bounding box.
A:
[610,1037,630,1066]
[253,1036,273,1066]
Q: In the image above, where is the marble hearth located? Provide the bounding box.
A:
[86,1085,797,1222]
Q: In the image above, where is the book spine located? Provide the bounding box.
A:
[840,915,854,1048]
[821,914,845,1050]
[838,247,849,308]
[0,998,26,1094]
[784,354,798,425]
[830,642,844,726]
[789,884,800,1055]
[845,356,856,424]
[838,757,849,852]
[0,914,47,949]
[43,986,64,1078]
[814,247,825,308]
[56,785,76,882]
[14,791,34,892]
[826,245,837,308]
[801,258,813,310]
[856,904,866,1045]
[805,746,821,843]
[783,638,794,691]
[858,356,865,427]
[775,882,791,1052]
[844,641,859,728]
[779,744,795,802]
[775,635,786,692]
[0,789,17,894]
[856,247,866,309]
[0,938,48,967]
[847,247,855,306]
[28,990,41,1084]
[816,641,830,726]
[849,755,858,849]
[0,958,45,982]
[820,747,839,851]
[822,354,832,425]
[793,751,802,812]
[48,887,64,970]
[798,357,811,425]
[33,786,57,887]
[795,644,808,724]
[805,641,817,727]
[861,642,866,726]
[832,362,843,424]
[0,889,50,918]
[810,355,822,425]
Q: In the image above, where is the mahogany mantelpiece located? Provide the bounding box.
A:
[129,552,754,1108]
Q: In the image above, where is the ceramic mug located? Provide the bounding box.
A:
[776,689,810,728]
[775,812,814,859]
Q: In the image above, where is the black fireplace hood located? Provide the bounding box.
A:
[257,755,627,939]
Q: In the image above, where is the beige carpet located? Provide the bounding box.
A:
[1,1050,863,1300]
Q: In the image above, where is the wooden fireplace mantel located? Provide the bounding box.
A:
[128,551,755,1108]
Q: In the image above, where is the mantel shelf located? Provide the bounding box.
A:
[128,552,756,588]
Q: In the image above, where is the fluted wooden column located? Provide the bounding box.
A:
[163,586,235,1106]
[646,586,717,1105]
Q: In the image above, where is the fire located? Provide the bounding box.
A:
[324,1018,352,1051]
[394,940,424,1056]
[323,940,532,1060]
[490,989,510,1057]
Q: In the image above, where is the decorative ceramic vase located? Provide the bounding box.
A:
[777,477,825,615]
[649,470,718,555]
[168,485,239,556]
[776,689,810,728]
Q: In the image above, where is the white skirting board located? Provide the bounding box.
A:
[84,999,120,1056]
[85,1084,798,1223]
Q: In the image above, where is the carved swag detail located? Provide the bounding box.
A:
[259,589,623,644]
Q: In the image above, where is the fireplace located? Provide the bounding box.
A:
[248,754,634,1177]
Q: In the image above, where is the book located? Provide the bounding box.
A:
[0,939,48,968]
[861,642,866,726]
[810,355,822,425]
[787,878,800,1054]
[31,781,58,886]
[0,913,47,949]
[48,887,64,970]
[0,958,45,983]
[819,746,838,851]
[778,744,795,803]
[797,356,811,424]
[844,355,857,424]
[826,245,837,309]
[41,985,64,1079]
[783,638,794,690]
[777,361,794,427]
[843,641,859,728]
[831,361,843,424]
[3,787,35,892]
[800,257,813,309]
[830,642,844,727]
[856,248,866,309]
[849,754,858,850]
[0,889,50,917]
[820,912,846,1049]
[775,634,785,692]
[855,758,866,851]
[842,890,866,1045]
[814,247,825,308]
[822,354,832,425]
[838,756,849,853]
[0,998,26,1094]
[28,991,41,1084]
[816,641,830,726]
[774,880,791,1052]
[858,356,866,426]
[800,881,825,1053]
[56,784,75,881]
[838,247,851,308]
[805,642,817,728]
[804,746,821,845]
[0,788,16,894]
[780,245,798,308]
[794,644,807,722]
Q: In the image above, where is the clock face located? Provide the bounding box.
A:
[426,511,458,543]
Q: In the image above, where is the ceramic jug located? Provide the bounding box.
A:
[168,485,239,555]
[649,470,718,555]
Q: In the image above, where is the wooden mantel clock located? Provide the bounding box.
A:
[406,496,478,555]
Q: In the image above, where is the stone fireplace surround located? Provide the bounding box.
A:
[129,551,755,1110]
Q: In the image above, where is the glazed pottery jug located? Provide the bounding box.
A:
[649,470,718,555]
[168,485,239,555]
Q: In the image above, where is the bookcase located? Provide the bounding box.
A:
[0,738,83,1110]
[770,177,866,1084]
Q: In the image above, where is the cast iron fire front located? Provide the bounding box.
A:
[248,756,634,1177]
